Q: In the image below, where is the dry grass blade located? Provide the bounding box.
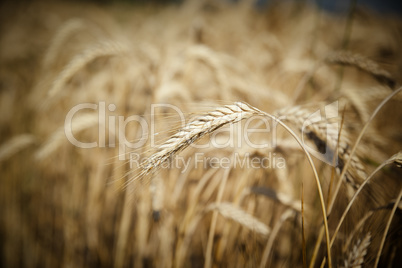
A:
[374,188,402,267]
[292,60,324,103]
[0,134,36,162]
[301,183,307,268]
[309,223,325,268]
[259,209,294,268]
[43,18,87,68]
[343,211,373,252]
[35,113,99,160]
[204,165,231,268]
[330,151,402,248]
[328,86,402,216]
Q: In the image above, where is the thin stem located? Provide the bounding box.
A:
[309,226,324,268]
[204,159,232,268]
[327,87,402,216]
[330,156,395,248]
[258,110,333,268]
[374,188,402,267]
[259,209,294,268]
[302,183,307,268]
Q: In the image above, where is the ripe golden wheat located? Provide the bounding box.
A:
[1,1,401,268]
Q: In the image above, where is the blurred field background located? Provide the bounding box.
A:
[1,0,402,267]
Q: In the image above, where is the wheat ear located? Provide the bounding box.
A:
[342,232,371,268]
[206,202,271,237]
[48,41,127,98]
[326,50,395,87]
[43,18,87,68]
[141,102,256,176]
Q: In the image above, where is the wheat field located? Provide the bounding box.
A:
[0,0,401,267]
